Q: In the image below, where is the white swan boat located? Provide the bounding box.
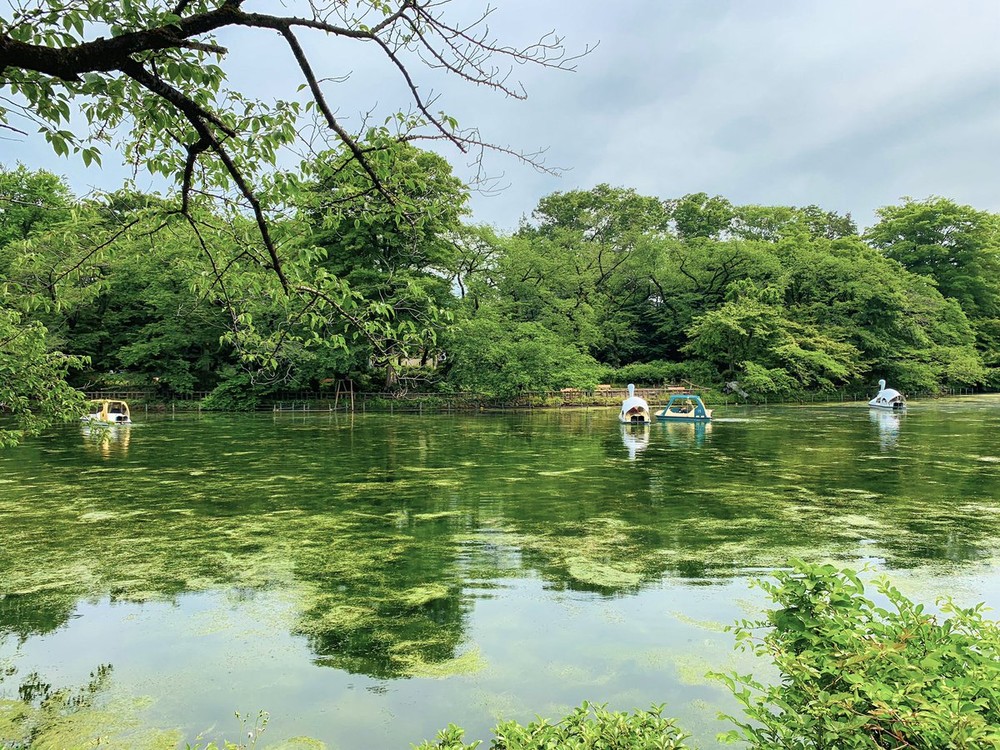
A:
[619,384,651,424]
[868,380,906,411]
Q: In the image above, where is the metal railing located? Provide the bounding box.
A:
[84,385,985,412]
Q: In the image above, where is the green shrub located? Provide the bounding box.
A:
[612,360,691,387]
[493,703,688,749]
[444,315,610,398]
[717,561,1000,749]
[201,371,266,411]
[413,702,689,749]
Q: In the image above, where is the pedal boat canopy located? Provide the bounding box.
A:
[83,399,132,424]
[655,394,712,421]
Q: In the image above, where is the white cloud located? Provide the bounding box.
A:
[5,0,999,229]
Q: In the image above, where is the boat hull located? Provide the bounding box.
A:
[655,394,713,422]
[82,415,132,424]
[655,411,712,422]
[83,399,132,424]
[619,408,651,425]
[868,402,905,411]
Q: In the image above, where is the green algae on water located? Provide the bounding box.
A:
[395,646,486,679]
[0,674,182,750]
[265,738,327,750]
[413,510,465,522]
[565,557,642,588]
[400,583,451,608]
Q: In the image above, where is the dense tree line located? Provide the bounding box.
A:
[4,0,997,442]
[447,187,997,398]
[2,158,999,437]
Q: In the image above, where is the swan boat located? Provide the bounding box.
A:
[868,380,906,411]
[619,384,651,424]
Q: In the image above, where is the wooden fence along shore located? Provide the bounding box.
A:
[82,385,984,413]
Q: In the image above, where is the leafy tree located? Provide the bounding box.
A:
[797,204,858,239]
[0,308,86,446]
[1,0,582,291]
[506,185,670,365]
[448,189,987,396]
[975,318,1000,388]
[775,237,923,379]
[530,183,670,242]
[303,137,468,389]
[867,197,1000,319]
[666,192,734,239]
[0,163,73,250]
[633,234,778,362]
[449,224,505,308]
[731,203,857,242]
[867,197,1000,386]
[675,229,986,396]
[0,0,583,439]
[685,281,816,393]
[67,222,231,393]
[681,280,832,394]
[886,276,986,393]
[3,188,235,393]
[444,310,608,399]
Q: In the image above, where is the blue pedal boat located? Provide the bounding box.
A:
[655,394,712,422]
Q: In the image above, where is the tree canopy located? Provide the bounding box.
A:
[0,0,590,435]
[1,0,582,284]
[867,197,1000,319]
[4,159,997,430]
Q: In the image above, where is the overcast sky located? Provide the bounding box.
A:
[7,0,1000,230]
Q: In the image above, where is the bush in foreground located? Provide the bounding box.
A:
[417,562,1000,749]
[718,562,1000,748]
[4,564,999,748]
[414,702,689,749]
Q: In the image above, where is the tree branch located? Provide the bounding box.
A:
[120,59,289,291]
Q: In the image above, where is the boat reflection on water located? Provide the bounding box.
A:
[869,408,902,450]
[620,423,650,460]
[656,419,712,448]
[81,421,131,457]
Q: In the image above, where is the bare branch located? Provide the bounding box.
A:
[0,122,27,136]
[120,59,290,291]
[277,26,390,201]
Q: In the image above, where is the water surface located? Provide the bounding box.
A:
[2,397,1000,747]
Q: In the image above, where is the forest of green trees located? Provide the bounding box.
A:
[3,151,1000,438]
[3,0,1000,445]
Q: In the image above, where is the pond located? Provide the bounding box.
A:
[2,396,1000,748]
